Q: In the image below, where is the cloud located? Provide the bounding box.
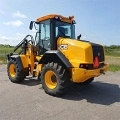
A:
[0,10,4,14]
[0,34,9,41]
[15,33,26,39]
[3,20,24,27]
[12,11,27,18]
[0,33,26,46]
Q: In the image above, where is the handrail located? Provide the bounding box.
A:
[13,35,34,52]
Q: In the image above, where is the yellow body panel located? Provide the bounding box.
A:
[57,37,93,67]
[71,64,109,83]
[20,45,43,76]
[20,55,29,68]
[20,45,39,75]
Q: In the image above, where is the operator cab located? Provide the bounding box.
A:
[29,14,76,54]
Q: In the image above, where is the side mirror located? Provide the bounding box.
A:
[29,21,34,30]
[77,34,81,40]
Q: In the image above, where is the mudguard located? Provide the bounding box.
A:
[39,50,72,68]
[9,55,23,71]
[8,55,29,76]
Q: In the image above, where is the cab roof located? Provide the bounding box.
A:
[37,14,75,23]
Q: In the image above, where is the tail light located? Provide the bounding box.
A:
[80,61,103,70]
[93,56,99,68]
[79,64,92,69]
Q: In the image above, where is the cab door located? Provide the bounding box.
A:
[39,20,51,54]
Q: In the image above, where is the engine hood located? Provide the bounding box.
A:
[57,37,94,67]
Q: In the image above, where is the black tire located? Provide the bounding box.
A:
[7,59,25,83]
[41,62,70,96]
[80,77,94,85]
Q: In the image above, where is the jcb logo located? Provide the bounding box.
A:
[58,44,68,50]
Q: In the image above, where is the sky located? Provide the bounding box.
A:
[0,0,120,46]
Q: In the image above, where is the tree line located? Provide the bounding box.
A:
[0,44,120,49]
[104,45,120,50]
[0,44,14,48]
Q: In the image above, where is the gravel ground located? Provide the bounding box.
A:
[0,65,120,120]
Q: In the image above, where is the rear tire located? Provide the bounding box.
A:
[7,59,25,83]
[41,62,70,96]
[81,77,94,85]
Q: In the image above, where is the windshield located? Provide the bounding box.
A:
[55,21,75,39]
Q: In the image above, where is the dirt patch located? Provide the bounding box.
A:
[105,56,120,65]
[0,61,3,65]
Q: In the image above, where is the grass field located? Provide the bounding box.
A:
[105,56,120,72]
[105,49,120,57]
[105,46,120,71]
[0,47,14,55]
[0,47,21,64]
[0,45,120,71]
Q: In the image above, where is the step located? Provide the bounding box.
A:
[33,69,39,72]
[34,62,38,65]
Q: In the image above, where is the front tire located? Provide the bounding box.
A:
[41,62,70,96]
[7,59,25,83]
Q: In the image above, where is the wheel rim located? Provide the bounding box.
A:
[9,64,16,77]
[44,70,57,89]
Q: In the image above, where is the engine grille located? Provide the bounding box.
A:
[91,43,105,62]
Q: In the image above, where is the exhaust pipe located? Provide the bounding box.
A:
[100,69,105,74]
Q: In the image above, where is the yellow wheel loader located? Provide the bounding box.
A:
[7,14,109,96]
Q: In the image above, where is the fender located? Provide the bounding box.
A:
[9,55,23,71]
[39,50,72,68]
[9,55,29,76]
